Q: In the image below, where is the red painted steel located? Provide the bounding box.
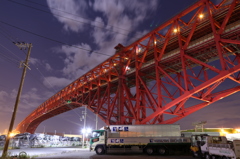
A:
[16,0,240,133]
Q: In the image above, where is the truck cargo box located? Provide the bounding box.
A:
[108,124,180,137]
[107,136,191,145]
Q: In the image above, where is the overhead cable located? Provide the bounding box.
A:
[0,20,111,57]
[26,0,131,33]
[9,0,129,37]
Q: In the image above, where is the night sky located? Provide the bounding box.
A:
[0,0,239,135]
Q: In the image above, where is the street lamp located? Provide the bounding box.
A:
[81,105,87,148]
[87,128,92,134]
[81,128,92,148]
[81,128,92,134]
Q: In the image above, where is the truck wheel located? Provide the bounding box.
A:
[145,147,154,155]
[96,146,105,155]
[158,147,167,155]
[192,151,198,158]
[221,156,229,159]
[205,153,211,159]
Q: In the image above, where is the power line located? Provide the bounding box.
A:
[0,43,22,61]
[0,24,33,59]
[0,42,21,66]
[0,25,55,93]
[27,71,56,92]
[0,26,16,43]
[0,20,90,131]
[0,20,111,57]
[9,0,130,37]
[0,20,81,97]
[28,65,85,119]
[0,51,19,66]
[35,67,58,93]
[26,0,131,33]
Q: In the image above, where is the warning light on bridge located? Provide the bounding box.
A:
[199,14,204,19]
[173,28,178,33]
[138,48,141,53]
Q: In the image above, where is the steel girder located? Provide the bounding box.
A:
[16,0,240,133]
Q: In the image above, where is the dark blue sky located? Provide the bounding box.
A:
[0,0,239,135]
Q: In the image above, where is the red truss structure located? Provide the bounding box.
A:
[16,0,240,133]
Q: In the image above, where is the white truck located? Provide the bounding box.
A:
[89,124,191,155]
[190,134,240,159]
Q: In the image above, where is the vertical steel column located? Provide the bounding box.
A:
[117,52,124,124]
[134,45,141,124]
[153,34,163,122]
[206,1,226,70]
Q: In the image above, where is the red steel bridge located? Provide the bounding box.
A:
[16,0,240,133]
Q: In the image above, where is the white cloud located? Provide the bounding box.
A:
[0,88,44,114]
[45,63,52,71]
[10,89,17,99]
[127,30,150,44]
[29,57,53,72]
[46,0,159,90]
[21,88,42,101]
[52,44,108,80]
[43,76,72,89]
[46,0,89,32]
[0,88,58,132]
[29,57,40,65]
[90,0,158,48]
[92,0,158,30]
[0,91,8,101]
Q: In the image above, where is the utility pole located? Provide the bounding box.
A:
[2,43,32,157]
[43,126,45,134]
[95,114,98,130]
[82,105,87,148]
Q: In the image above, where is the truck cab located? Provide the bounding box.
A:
[89,129,107,154]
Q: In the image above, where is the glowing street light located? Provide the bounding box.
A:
[81,127,92,148]
[82,129,86,134]
[9,132,16,138]
[82,128,92,134]
[87,128,92,134]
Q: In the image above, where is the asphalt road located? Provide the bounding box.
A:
[37,153,193,159]
[36,151,193,159]
[0,147,193,159]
